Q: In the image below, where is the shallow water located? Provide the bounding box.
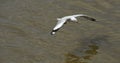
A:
[0,0,120,63]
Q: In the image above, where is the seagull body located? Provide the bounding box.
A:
[51,14,96,35]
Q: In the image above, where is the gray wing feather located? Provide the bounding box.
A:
[72,14,96,21]
[53,20,66,30]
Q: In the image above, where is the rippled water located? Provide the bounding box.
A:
[0,0,120,63]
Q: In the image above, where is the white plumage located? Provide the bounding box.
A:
[51,14,96,35]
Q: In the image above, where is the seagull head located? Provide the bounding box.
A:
[57,18,62,21]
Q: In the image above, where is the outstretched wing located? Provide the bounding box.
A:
[51,19,66,35]
[81,16,96,21]
[72,14,96,21]
[72,14,86,17]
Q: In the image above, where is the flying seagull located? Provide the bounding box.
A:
[51,14,96,35]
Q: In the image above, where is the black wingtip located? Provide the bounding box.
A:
[90,18,96,21]
[82,16,97,22]
[51,31,55,35]
[50,28,60,35]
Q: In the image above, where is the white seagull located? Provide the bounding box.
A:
[51,14,96,35]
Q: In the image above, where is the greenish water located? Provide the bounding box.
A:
[0,0,120,63]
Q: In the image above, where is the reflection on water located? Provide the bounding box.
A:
[64,35,110,63]
[0,0,120,63]
[65,44,99,63]
[84,45,98,55]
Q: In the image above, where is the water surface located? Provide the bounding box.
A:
[0,0,120,63]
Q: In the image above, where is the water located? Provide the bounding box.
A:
[0,0,120,63]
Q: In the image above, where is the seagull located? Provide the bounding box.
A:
[51,14,96,35]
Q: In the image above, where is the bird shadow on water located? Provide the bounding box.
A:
[64,35,109,63]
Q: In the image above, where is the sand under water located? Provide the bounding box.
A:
[0,0,120,63]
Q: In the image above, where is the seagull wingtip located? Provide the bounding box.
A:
[91,18,96,21]
[51,31,56,35]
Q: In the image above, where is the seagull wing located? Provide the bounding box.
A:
[72,14,96,21]
[81,16,96,21]
[51,19,66,35]
[72,14,86,17]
